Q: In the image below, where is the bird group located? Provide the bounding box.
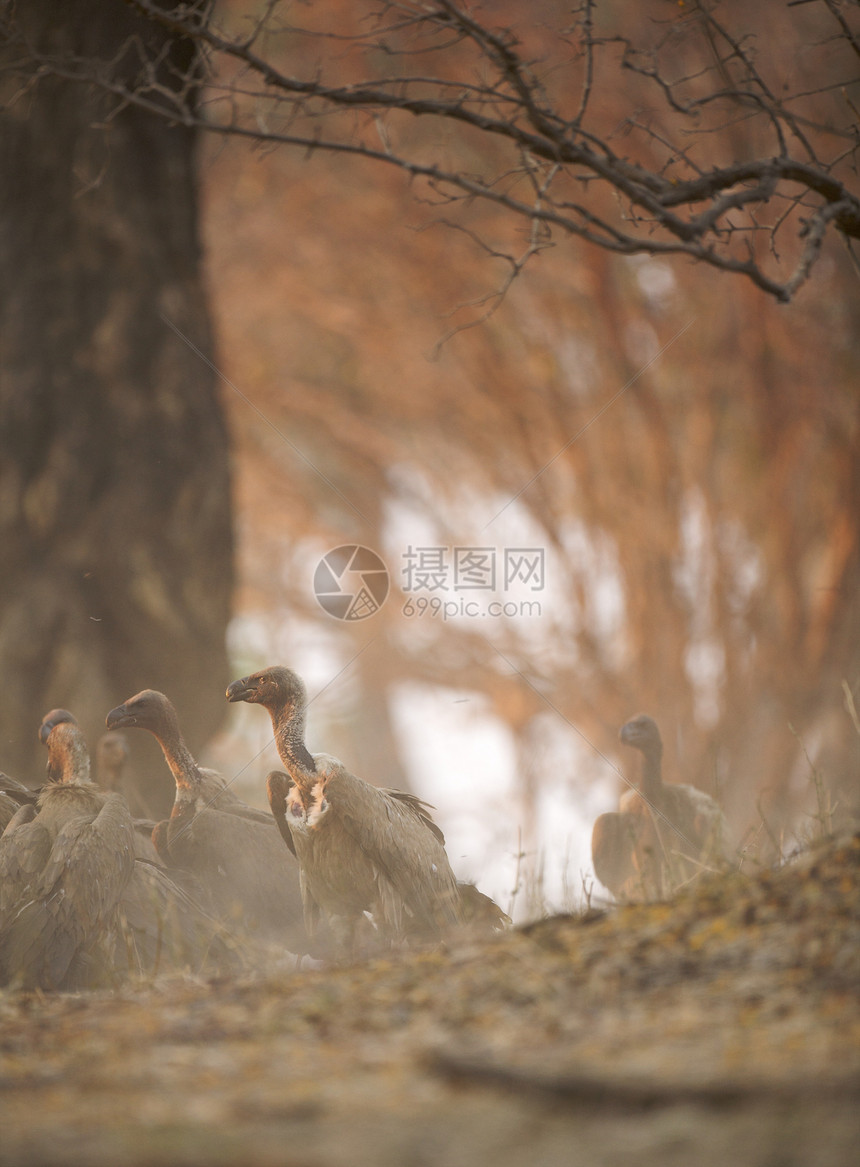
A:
[0,708,241,991]
[0,665,507,990]
[1,667,730,991]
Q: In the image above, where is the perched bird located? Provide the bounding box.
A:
[226,666,503,954]
[0,711,238,991]
[592,714,731,902]
[105,689,310,953]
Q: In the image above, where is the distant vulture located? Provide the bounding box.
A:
[106,689,311,953]
[95,730,129,793]
[0,711,237,991]
[591,714,731,902]
[227,666,507,954]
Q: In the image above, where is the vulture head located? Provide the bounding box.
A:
[106,689,170,732]
[39,709,90,784]
[226,666,307,717]
[39,708,78,745]
[619,713,663,758]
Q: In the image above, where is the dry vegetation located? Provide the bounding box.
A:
[2,831,858,1167]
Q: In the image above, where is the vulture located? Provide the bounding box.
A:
[591,713,731,902]
[105,689,311,954]
[226,666,506,954]
[37,709,160,863]
[0,711,238,991]
[95,730,129,793]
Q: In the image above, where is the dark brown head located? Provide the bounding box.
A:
[39,712,90,784]
[619,714,663,759]
[226,667,307,716]
[106,689,176,736]
[39,708,78,745]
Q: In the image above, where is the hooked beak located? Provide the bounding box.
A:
[226,676,258,703]
[106,705,137,730]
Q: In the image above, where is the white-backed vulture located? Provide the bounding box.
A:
[0,712,238,991]
[226,666,505,953]
[592,713,731,902]
[105,689,311,953]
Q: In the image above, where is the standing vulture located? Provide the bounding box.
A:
[591,713,731,902]
[106,689,311,954]
[226,666,504,954]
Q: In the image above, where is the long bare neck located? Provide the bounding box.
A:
[270,702,317,784]
[152,710,202,793]
[639,743,664,803]
[47,727,90,785]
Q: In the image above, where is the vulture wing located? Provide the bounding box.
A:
[164,802,308,950]
[266,770,297,856]
[193,767,275,826]
[0,816,52,911]
[0,792,135,990]
[319,757,463,937]
[114,860,243,977]
[591,811,642,897]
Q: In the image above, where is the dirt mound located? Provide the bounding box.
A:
[1,834,858,1167]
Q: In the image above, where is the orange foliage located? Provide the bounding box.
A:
[201,1,860,846]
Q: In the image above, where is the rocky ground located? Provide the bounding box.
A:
[1,833,858,1167]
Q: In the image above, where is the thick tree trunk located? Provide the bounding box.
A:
[0,1,233,808]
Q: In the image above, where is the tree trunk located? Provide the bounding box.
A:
[0,0,233,809]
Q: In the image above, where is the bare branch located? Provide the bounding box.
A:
[3,0,856,304]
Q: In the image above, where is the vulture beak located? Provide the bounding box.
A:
[226,677,257,703]
[106,704,136,730]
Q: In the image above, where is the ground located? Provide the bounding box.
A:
[1,834,858,1167]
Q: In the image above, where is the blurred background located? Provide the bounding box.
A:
[2,0,858,917]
